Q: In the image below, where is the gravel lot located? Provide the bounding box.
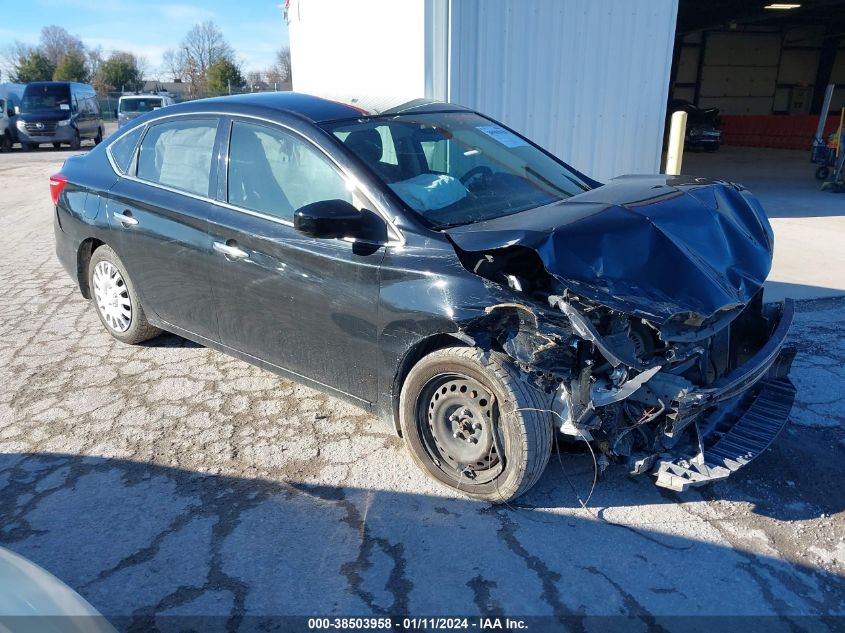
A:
[0,142,843,629]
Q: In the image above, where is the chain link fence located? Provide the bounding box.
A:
[97,85,292,121]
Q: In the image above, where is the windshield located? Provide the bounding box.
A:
[21,84,71,114]
[120,98,163,113]
[324,112,592,228]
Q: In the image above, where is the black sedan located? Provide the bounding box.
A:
[51,93,795,502]
[668,99,722,151]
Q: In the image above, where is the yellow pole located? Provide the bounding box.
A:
[665,111,688,176]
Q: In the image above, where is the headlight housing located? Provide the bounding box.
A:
[57,119,71,127]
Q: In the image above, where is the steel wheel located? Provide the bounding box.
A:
[92,260,132,332]
[400,347,554,503]
[418,373,503,485]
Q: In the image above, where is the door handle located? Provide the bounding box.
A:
[213,241,249,260]
[114,210,138,226]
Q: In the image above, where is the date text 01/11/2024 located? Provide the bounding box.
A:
[307,617,528,630]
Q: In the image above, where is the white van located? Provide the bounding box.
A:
[116,94,175,129]
[0,83,25,152]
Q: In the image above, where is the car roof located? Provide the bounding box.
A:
[169,92,473,124]
[25,81,94,91]
[119,94,166,99]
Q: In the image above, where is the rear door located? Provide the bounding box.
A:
[108,116,223,341]
[207,117,385,403]
[71,86,90,137]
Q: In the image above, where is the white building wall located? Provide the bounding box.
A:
[288,0,678,182]
[288,0,427,101]
[448,0,678,181]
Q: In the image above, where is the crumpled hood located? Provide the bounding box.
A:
[446,175,774,327]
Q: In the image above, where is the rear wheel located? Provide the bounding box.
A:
[88,245,161,344]
[94,127,103,145]
[399,346,553,503]
[69,132,81,150]
[816,166,830,181]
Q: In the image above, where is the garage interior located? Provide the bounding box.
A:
[672,0,845,147]
[668,0,845,303]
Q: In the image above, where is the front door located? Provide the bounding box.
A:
[109,116,222,341]
[208,118,384,403]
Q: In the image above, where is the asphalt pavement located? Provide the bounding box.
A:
[0,142,843,629]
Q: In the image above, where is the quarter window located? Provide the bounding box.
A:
[109,125,145,174]
[227,120,352,222]
[137,119,217,197]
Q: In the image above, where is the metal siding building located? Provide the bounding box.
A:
[289,0,678,182]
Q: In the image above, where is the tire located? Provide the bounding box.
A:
[69,132,81,150]
[816,166,830,181]
[88,245,162,345]
[21,142,35,151]
[0,133,10,152]
[53,142,62,149]
[399,346,553,503]
[94,127,103,145]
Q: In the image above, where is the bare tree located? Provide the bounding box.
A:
[87,45,104,79]
[246,70,265,91]
[184,22,232,72]
[161,48,187,82]
[40,25,86,68]
[0,42,33,81]
[266,46,292,88]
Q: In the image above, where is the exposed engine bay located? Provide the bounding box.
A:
[455,238,796,492]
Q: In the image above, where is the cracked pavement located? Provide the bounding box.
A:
[1,147,844,628]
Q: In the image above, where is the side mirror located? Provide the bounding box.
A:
[294,199,363,239]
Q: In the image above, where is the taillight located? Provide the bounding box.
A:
[49,174,68,206]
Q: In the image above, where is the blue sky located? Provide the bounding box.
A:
[2,0,290,76]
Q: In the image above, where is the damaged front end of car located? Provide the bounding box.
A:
[448,176,797,491]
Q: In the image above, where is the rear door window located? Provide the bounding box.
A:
[137,118,217,197]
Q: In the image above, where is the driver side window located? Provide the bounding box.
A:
[227,120,353,222]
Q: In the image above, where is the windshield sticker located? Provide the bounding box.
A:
[59,103,70,110]
[476,125,529,148]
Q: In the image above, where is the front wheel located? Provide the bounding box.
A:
[94,127,103,145]
[0,133,11,152]
[69,132,81,150]
[816,166,830,181]
[399,347,553,503]
[88,245,162,344]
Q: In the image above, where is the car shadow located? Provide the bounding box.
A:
[138,332,204,349]
[0,451,841,629]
